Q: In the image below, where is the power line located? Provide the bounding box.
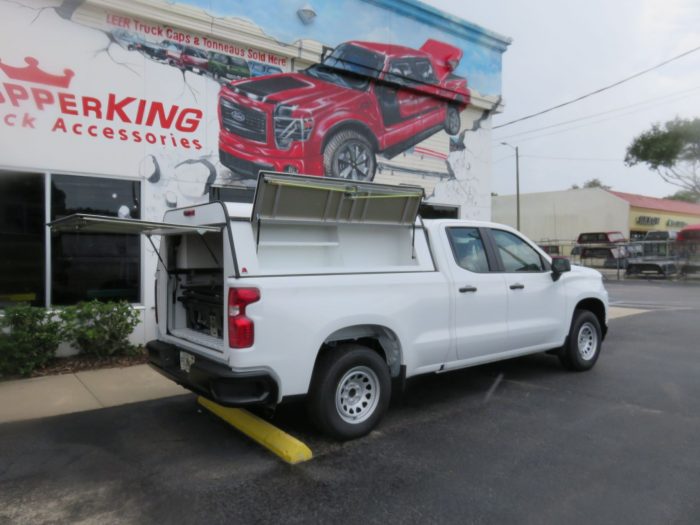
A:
[521,154,622,162]
[493,44,700,129]
[494,85,700,141]
[494,89,700,144]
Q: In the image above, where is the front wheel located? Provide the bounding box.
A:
[559,310,602,371]
[323,130,376,181]
[307,344,391,440]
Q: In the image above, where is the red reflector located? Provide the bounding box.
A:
[228,287,260,348]
[183,209,195,216]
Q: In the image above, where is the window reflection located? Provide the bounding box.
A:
[51,175,141,304]
[0,172,45,307]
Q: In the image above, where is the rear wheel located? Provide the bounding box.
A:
[307,344,391,440]
[444,104,461,135]
[559,309,602,371]
[323,130,376,181]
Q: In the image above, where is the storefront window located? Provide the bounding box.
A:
[51,175,141,304]
[0,172,45,307]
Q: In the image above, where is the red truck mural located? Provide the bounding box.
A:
[218,39,470,181]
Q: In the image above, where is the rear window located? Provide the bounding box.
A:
[578,233,607,243]
[578,232,625,243]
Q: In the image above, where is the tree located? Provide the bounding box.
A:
[625,117,700,196]
[664,189,700,203]
[570,178,610,190]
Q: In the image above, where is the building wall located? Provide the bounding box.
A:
[492,188,630,242]
[0,0,509,343]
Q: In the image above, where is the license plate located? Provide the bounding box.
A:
[192,67,200,73]
[180,351,195,373]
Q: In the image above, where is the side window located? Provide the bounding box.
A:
[491,229,544,272]
[386,60,415,87]
[447,227,490,273]
[412,59,437,84]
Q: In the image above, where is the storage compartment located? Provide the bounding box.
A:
[165,231,225,345]
[178,279,224,338]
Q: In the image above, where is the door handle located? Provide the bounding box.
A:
[509,283,525,290]
[459,285,478,293]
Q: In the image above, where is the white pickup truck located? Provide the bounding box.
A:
[51,174,608,440]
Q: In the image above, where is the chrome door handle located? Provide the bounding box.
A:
[459,285,478,293]
[509,283,525,290]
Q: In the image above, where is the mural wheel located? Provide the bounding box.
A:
[445,105,461,135]
[324,130,376,181]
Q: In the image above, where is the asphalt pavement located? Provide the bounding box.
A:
[1,280,699,524]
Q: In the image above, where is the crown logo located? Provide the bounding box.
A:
[0,56,74,88]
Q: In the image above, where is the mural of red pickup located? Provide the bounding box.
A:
[218,39,470,181]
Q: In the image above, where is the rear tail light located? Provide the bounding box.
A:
[228,287,260,348]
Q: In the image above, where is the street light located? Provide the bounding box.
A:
[501,142,520,231]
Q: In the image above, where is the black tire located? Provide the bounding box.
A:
[323,130,376,181]
[307,344,391,440]
[559,309,602,371]
[444,104,461,135]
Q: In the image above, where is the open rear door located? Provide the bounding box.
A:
[49,214,221,236]
[419,38,463,80]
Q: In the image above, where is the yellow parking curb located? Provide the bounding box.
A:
[197,396,313,464]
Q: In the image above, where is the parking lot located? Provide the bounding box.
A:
[1,280,699,524]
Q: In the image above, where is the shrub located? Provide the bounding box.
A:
[0,304,64,377]
[61,300,140,357]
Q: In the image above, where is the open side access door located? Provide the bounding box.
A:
[48,213,222,270]
[250,172,425,256]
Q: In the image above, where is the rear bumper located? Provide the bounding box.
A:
[147,340,278,407]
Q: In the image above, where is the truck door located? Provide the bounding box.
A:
[444,226,509,360]
[486,228,568,351]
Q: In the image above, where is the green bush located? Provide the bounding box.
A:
[61,300,140,357]
[0,305,64,377]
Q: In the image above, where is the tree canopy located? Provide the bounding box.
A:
[664,189,700,203]
[570,178,611,190]
[625,117,700,196]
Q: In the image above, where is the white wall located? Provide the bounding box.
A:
[492,188,630,242]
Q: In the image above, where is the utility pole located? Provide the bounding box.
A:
[501,142,521,230]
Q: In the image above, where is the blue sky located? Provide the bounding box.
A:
[177,0,505,95]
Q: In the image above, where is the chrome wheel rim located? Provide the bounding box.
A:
[335,141,372,180]
[577,322,598,361]
[335,366,380,424]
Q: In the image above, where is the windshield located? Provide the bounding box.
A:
[323,44,384,78]
[185,47,208,58]
[305,44,384,90]
[304,64,371,90]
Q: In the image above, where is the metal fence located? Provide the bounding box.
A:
[538,240,700,280]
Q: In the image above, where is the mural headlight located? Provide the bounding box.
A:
[274,104,314,149]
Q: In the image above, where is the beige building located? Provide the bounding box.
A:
[492,188,700,242]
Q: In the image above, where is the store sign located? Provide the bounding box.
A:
[667,219,687,228]
[0,57,204,150]
[636,215,660,226]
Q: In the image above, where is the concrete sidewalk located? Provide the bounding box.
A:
[0,365,187,424]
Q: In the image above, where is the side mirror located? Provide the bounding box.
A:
[551,257,571,281]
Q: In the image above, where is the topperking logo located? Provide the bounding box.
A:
[0,56,203,150]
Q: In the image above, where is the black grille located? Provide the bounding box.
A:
[220,98,267,143]
[219,150,273,179]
